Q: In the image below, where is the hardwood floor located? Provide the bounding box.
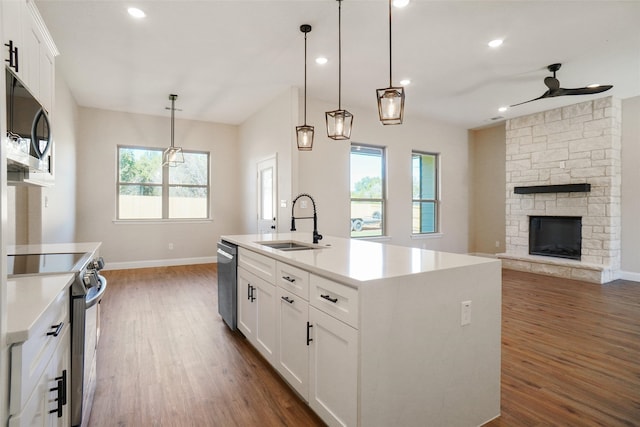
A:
[91,265,640,426]
[90,264,324,427]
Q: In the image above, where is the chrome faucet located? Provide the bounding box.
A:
[290,193,323,244]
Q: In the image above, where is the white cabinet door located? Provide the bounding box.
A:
[308,307,358,427]
[237,267,277,365]
[1,0,24,79]
[253,275,277,365]
[237,267,257,338]
[276,287,309,400]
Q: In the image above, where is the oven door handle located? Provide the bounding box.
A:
[86,275,107,309]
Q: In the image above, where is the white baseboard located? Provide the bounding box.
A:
[620,270,640,283]
[104,256,217,270]
[468,252,498,259]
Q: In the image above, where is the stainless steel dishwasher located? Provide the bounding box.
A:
[217,240,237,330]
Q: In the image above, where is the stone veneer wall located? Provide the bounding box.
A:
[503,97,622,283]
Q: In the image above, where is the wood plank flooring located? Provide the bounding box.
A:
[90,265,640,426]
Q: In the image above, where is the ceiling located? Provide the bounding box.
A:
[36,0,640,130]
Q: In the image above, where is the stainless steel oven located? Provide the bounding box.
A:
[7,252,106,427]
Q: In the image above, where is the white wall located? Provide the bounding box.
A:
[296,97,472,253]
[238,88,298,234]
[621,96,640,278]
[75,107,242,267]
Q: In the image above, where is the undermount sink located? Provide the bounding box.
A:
[257,241,323,252]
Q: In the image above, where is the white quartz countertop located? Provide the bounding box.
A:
[8,241,102,255]
[6,273,75,344]
[222,233,500,287]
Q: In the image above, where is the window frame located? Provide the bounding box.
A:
[411,150,440,235]
[350,143,386,238]
[116,145,211,221]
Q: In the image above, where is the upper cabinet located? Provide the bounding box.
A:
[2,0,57,113]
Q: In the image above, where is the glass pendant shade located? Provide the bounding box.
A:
[325,109,353,140]
[296,125,314,151]
[376,86,405,125]
[162,146,184,167]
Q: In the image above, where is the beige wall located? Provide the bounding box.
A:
[621,96,640,277]
[297,97,472,253]
[238,88,298,234]
[469,125,506,255]
[75,107,241,267]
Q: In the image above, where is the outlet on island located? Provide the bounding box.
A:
[168,243,174,250]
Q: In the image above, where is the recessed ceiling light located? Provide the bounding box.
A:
[393,0,410,8]
[498,106,508,113]
[315,57,328,65]
[587,83,601,88]
[488,39,503,48]
[127,7,146,18]
[400,79,411,86]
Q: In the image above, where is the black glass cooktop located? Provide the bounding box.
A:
[8,252,88,276]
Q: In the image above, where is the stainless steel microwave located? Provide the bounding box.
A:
[5,68,53,180]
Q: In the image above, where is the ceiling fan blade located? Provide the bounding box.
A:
[555,85,613,96]
[509,91,551,107]
[544,76,560,90]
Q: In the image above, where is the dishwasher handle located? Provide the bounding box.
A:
[217,248,233,260]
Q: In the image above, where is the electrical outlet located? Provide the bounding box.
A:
[168,243,174,250]
[301,200,308,209]
[461,301,472,326]
[280,199,287,208]
[495,240,500,248]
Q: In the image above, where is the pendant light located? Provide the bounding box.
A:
[325,0,353,140]
[162,94,184,167]
[296,24,314,151]
[376,0,405,125]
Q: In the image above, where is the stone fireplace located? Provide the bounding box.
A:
[498,97,622,284]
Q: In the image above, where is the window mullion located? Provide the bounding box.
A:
[162,165,169,219]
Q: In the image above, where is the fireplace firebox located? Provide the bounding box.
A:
[529,216,581,260]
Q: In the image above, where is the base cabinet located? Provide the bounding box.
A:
[237,267,277,365]
[308,306,358,427]
[276,287,309,400]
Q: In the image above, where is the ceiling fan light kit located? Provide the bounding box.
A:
[325,0,354,140]
[510,63,613,107]
[296,24,315,151]
[376,0,405,125]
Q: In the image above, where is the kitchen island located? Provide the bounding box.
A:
[221,233,501,427]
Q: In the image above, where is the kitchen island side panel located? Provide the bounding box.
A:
[358,260,501,427]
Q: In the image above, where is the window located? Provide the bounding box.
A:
[350,144,385,237]
[117,146,210,220]
[412,151,439,234]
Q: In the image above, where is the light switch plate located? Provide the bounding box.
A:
[461,300,472,326]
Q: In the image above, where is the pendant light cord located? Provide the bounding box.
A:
[338,0,342,110]
[388,0,392,87]
[304,30,308,124]
[170,95,176,148]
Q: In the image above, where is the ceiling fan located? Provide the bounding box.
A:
[510,63,613,107]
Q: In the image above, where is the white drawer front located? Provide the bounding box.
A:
[239,248,276,284]
[10,286,69,415]
[310,275,358,329]
[276,262,310,300]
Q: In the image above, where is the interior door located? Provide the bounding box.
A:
[257,155,277,234]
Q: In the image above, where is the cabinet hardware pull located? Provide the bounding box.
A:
[320,294,338,303]
[55,370,67,405]
[49,379,63,417]
[248,283,251,300]
[4,40,19,72]
[47,322,64,337]
[281,296,294,304]
[306,322,313,345]
[250,285,256,302]
[282,276,295,283]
